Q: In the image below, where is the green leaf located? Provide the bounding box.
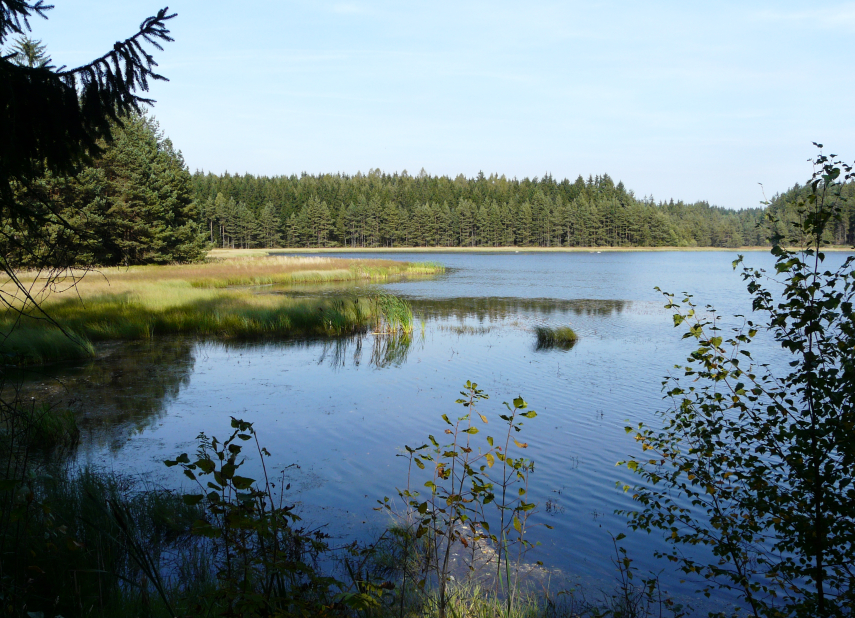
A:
[197,459,216,474]
[231,476,255,490]
[191,519,222,538]
[220,462,236,480]
[513,516,521,533]
[182,494,203,506]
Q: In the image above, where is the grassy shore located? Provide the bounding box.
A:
[1,255,440,365]
[262,245,855,254]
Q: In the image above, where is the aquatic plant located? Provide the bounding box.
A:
[0,292,423,365]
[165,417,374,616]
[534,325,578,350]
[0,326,95,365]
[0,384,690,618]
[378,381,544,618]
[370,292,415,334]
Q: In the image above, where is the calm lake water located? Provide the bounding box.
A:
[18,250,855,609]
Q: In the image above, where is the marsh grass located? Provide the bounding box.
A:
[0,327,95,365]
[349,524,681,618]
[1,256,436,365]
[370,292,415,334]
[534,326,578,350]
[0,397,80,455]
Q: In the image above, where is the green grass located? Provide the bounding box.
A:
[0,400,80,453]
[0,467,210,618]
[1,256,438,365]
[370,292,415,333]
[0,326,95,366]
[534,325,579,350]
[2,293,419,365]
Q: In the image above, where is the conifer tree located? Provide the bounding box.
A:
[1,2,179,309]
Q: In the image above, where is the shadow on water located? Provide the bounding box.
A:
[6,297,612,452]
[3,296,618,455]
[3,338,198,453]
[6,330,420,453]
[410,297,628,321]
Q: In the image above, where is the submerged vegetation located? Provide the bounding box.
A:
[533,325,578,350]
[0,256,440,365]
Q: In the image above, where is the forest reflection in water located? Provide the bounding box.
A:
[409,297,628,321]
[4,339,198,453]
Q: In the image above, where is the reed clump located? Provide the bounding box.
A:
[370,292,414,334]
[534,325,578,350]
[1,294,417,365]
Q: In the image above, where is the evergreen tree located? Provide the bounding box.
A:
[17,115,206,265]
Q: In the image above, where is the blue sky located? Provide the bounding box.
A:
[24,1,855,208]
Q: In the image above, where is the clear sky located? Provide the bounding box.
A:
[24,1,855,209]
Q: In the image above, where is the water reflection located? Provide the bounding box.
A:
[316,332,416,369]
[5,339,198,452]
[7,296,621,455]
[410,297,628,321]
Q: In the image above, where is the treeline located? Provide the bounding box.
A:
[10,114,854,265]
[766,181,855,246]
[192,170,769,249]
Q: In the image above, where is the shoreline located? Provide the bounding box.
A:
[210,245,855,257]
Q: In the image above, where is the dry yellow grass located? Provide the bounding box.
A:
[8,255,442,305]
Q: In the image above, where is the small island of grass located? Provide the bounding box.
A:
[534,325,579,350]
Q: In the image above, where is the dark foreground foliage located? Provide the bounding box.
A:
[621,148,855,616]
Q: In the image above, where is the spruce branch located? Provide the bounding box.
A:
[57,7,176,113]
[0,1,52,45]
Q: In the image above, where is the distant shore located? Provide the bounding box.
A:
[209,245,855,258]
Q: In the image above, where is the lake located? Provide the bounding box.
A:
[19,250,853,609]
